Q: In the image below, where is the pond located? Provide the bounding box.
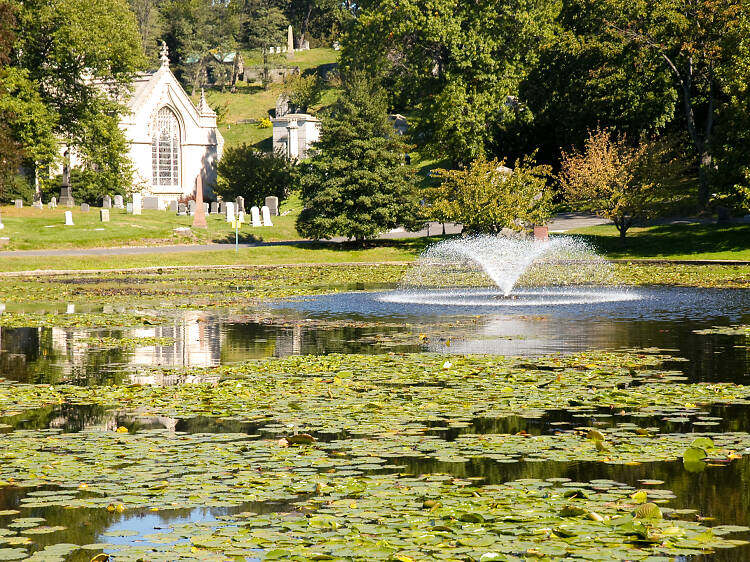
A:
[0,278,749,560]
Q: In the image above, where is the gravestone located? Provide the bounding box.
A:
[132,193,142,215]
[64,211,74,226]
[0,211,4,229]
[59,149,75,207]
[187,200,196,216]
[204,203,209,215]
[235,196,245,213]
[126,202,133,213]
[50,197,57,209]
[168,201,178,212]
[219,201,227,215]
[269,46,275,54]
[32,199,43,209]
[14,199,22,208]
[250,206,261,227]
[717,206,730,224]
[210,202,219,214]
[114,195,124,209]
[143,196,160,210]
[100,209,110,222]
[226,202,235,222]
[177,203,187,216]
[238,211,245,224]
[262,205,273,227]
[102,195,112,209]
[193,175,207,229]
[80,203,90,212]
[302,40,310,50]
[265,196,279,216]
[287,25,294,58]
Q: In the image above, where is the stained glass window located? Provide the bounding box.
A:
[151,107,180,188]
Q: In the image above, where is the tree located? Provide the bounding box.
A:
[286,0,348,47]
[602,0,746,210]
[296,72,420,242]
[282,73,322,113]
[340,0,559,165]
[216,145,294,208]
[128,0,165,62]
[11,0,145,196]
[425,155,553,235]
[161,0,241,93]
[240,0,289,89]
[558,128,686,237]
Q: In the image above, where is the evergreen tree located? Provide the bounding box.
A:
[296,72,420,242]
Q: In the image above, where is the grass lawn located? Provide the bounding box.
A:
[0,238,432,273]
[566,222,750,260]
[0,196,309,251]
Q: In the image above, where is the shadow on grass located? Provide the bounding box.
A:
[572,223,750,258]
[210,234,445,255]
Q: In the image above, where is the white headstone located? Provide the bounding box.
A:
[0,211,4,229]
[50,197,57,208]
[14,199,22,208]
[226,202,235,222]
[32,200,43,209]
[262,205,273,227]
[132,193,142,215]
[265,196,279,216]
[114,195,124,209]
[64,211,74,226]
[250,206,261,227]
[102,195,112,209]
[126,202,133,213]
[238,211,245,224]
[66,303,75,314]
[100,208,110,222]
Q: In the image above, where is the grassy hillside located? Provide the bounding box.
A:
[191,48,340,150]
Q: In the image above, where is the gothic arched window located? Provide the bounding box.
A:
[152,107,180,188]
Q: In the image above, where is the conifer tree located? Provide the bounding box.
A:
[296,72,420,242]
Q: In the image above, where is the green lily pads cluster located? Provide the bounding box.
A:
[80,336,176,349]
[693,325,750,337]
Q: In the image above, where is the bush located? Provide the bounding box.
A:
[215,144,294,207]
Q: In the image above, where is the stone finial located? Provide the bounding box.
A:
[160,41,169,68]
[197,88,215,116]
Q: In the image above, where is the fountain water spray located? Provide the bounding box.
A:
[400,235,613,296]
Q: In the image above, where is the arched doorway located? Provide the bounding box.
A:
[151,106,180,190]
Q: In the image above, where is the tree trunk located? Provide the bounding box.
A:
[698,151,712,210]
[299,3,313,48]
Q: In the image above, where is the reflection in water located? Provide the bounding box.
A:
[0,286,749,385]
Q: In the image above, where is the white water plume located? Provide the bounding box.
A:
[399,235,614,296]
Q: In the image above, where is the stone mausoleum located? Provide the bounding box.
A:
[122,43,224,207]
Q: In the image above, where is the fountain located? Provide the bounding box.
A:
[380,235,639,307]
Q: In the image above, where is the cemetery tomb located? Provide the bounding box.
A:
[64,211,74,226]
[132,193,142,215]
[100,209,110,222]
[262,205,273,227]
[250,206,261,227]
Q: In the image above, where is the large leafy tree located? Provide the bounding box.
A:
[10,0,145,197]
[506,0,677,166]
[296,72,420,242]
[286,0,350,47]
[601,0,747,210]
[240,0,289,88]
[161,0,241,93]
[341,0,559,165]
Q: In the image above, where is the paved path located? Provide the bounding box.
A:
[0,215,601,258]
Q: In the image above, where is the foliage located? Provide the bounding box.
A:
[258,117,272,129]
[559,128,686,237]
[283,72,322,113]
[341,0,559,165]
[296,72,420,242]
[285,0,351,47]
[10,0,145,196]
[241,0,289,89]
[599,0,749,210]
[426,155,553,234]
[127,0,165,62]
[161,0,241,93]
[215,143,294,207]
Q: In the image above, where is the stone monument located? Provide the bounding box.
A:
[102,195,112,209]
[132,193,142,215]
[235,196,245,213]
[250,206,261,227]
[276,94,290,118]
[262,205,273,227]
[50,197,57,209]
[100,209,110,222]
[59,149,75,207]
[64,211,74,226]
[187,200,196,216]
[210,202,218,214]
[114,195,124,209]
[265,196,279,216]
[0,211,4,230]
[168,201,178,213]
[14,199,22,208]
[226,202,235,223]
[193,175,207,229]
[287,25,294,58]
[80,203,90,212]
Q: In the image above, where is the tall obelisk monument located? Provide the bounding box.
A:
[287,25,294,58]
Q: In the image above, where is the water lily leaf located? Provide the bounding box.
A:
[634,503,663,520]
[683,447,708,463]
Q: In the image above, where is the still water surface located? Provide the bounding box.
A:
[0,285,749,559]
